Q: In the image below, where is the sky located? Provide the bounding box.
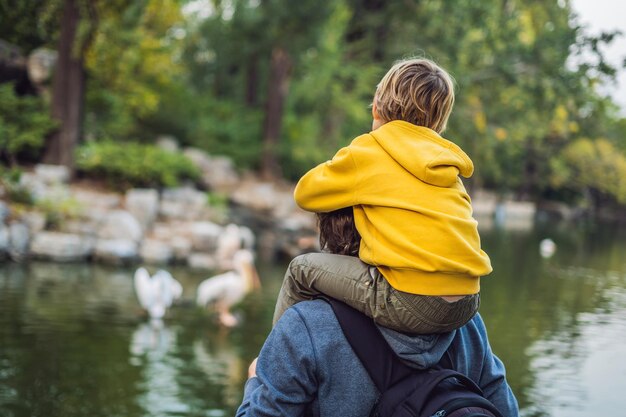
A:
[571,0,626,114]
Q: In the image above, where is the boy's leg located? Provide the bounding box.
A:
[273,252,479,333]
[354,267,480,333]
[272,253,375,325]
[386,288,480,333]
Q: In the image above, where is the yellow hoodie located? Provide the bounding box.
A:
[294,120,492,295]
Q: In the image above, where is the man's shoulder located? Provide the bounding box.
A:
[290,299,336,320]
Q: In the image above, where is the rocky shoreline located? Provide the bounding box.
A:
[1,145,557,269]
[0,147,319,268]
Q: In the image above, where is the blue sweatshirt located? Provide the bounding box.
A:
[236,300,519,417]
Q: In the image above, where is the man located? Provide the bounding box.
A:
[236,272,518,416]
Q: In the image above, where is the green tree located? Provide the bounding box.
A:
[84,0,185,140]
[551,138,626,208]
[0,83,57,164]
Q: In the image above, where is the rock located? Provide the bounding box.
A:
[231,181,278,212]
[183,147,240,193]
[182,147,212,170]
[159,200,187,221]
[34,164,70,184]
[502,201,536,218]
[201,156,240,193]
[17,172,45,201]
[0,224,9,259]
[0,200,9,223]
[190,221,222,252]
[125,188,159,230]
[160,187,208,220]
[170,236,192,262]
[97,210,143,242]
[156,135,179,153]
[72,188,122,210]
[60,219,98,237]
[147,222,193,262]
[494,201,536,230]
[30,231,93,262]
[139,239,173,264]
[187,252,218,270]
[280,211,316,232]
[470,190,498,219]
[150,222,180,240]
[8,222,30,261]
[20,211,46,234]
[94,239,138,265]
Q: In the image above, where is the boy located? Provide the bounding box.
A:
[273,58,491,333]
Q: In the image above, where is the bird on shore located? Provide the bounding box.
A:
[539,238,557,259]
[134,268,183,320]
[196,249,261,327]
[215,223,256,269]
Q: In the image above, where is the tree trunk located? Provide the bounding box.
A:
[519,138,537,201]
[260,47,292,180]
[245,52,259,107]
[43,0,86,170]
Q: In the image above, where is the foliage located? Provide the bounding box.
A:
[551,138,626,205]
[0,167,34,205]
[281,1,378,178]
[0,0,59,52]
[75,140,200,190]
[187,97,264,170]
[35,196,83,230]
[0,84,58,164]
[2,0,626,211]
[205,191,229,223]
[84,0,186,139]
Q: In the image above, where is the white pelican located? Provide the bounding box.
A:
[196,249,261,327]
[215,224,245,270]
[215,224,256,269]
[539,238,557,259]
[133,268,183,320]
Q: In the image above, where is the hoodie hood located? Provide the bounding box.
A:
[371,120,474,187]
[379,326,456,369]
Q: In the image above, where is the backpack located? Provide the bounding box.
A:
[326,298,504,417]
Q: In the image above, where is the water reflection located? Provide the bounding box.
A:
[523,269,626,417]
[193,333,244,408]
[21,262,138,330]
[130,321,190,416]
[0,222,625,417]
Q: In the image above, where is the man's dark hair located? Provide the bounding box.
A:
[317,207,361,256]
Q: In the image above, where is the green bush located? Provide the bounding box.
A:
[0,167,34,205]
[36,197,83,230]
[75,140,201,190]
[0,83,58,164]
[551,138,626,205]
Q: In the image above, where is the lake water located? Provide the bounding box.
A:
[1,220,625,417]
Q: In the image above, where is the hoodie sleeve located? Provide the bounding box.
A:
[473,320,520,417]
[294,146,358,212]
[236,307,318,417]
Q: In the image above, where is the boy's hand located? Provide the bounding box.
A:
[248,358,258,378]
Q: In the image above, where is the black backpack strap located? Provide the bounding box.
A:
[326,297,414,391]
[326,298,504,417]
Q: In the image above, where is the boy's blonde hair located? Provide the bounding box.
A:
[374,58,455,134]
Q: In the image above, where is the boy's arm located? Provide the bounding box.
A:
[294,146,359,212]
